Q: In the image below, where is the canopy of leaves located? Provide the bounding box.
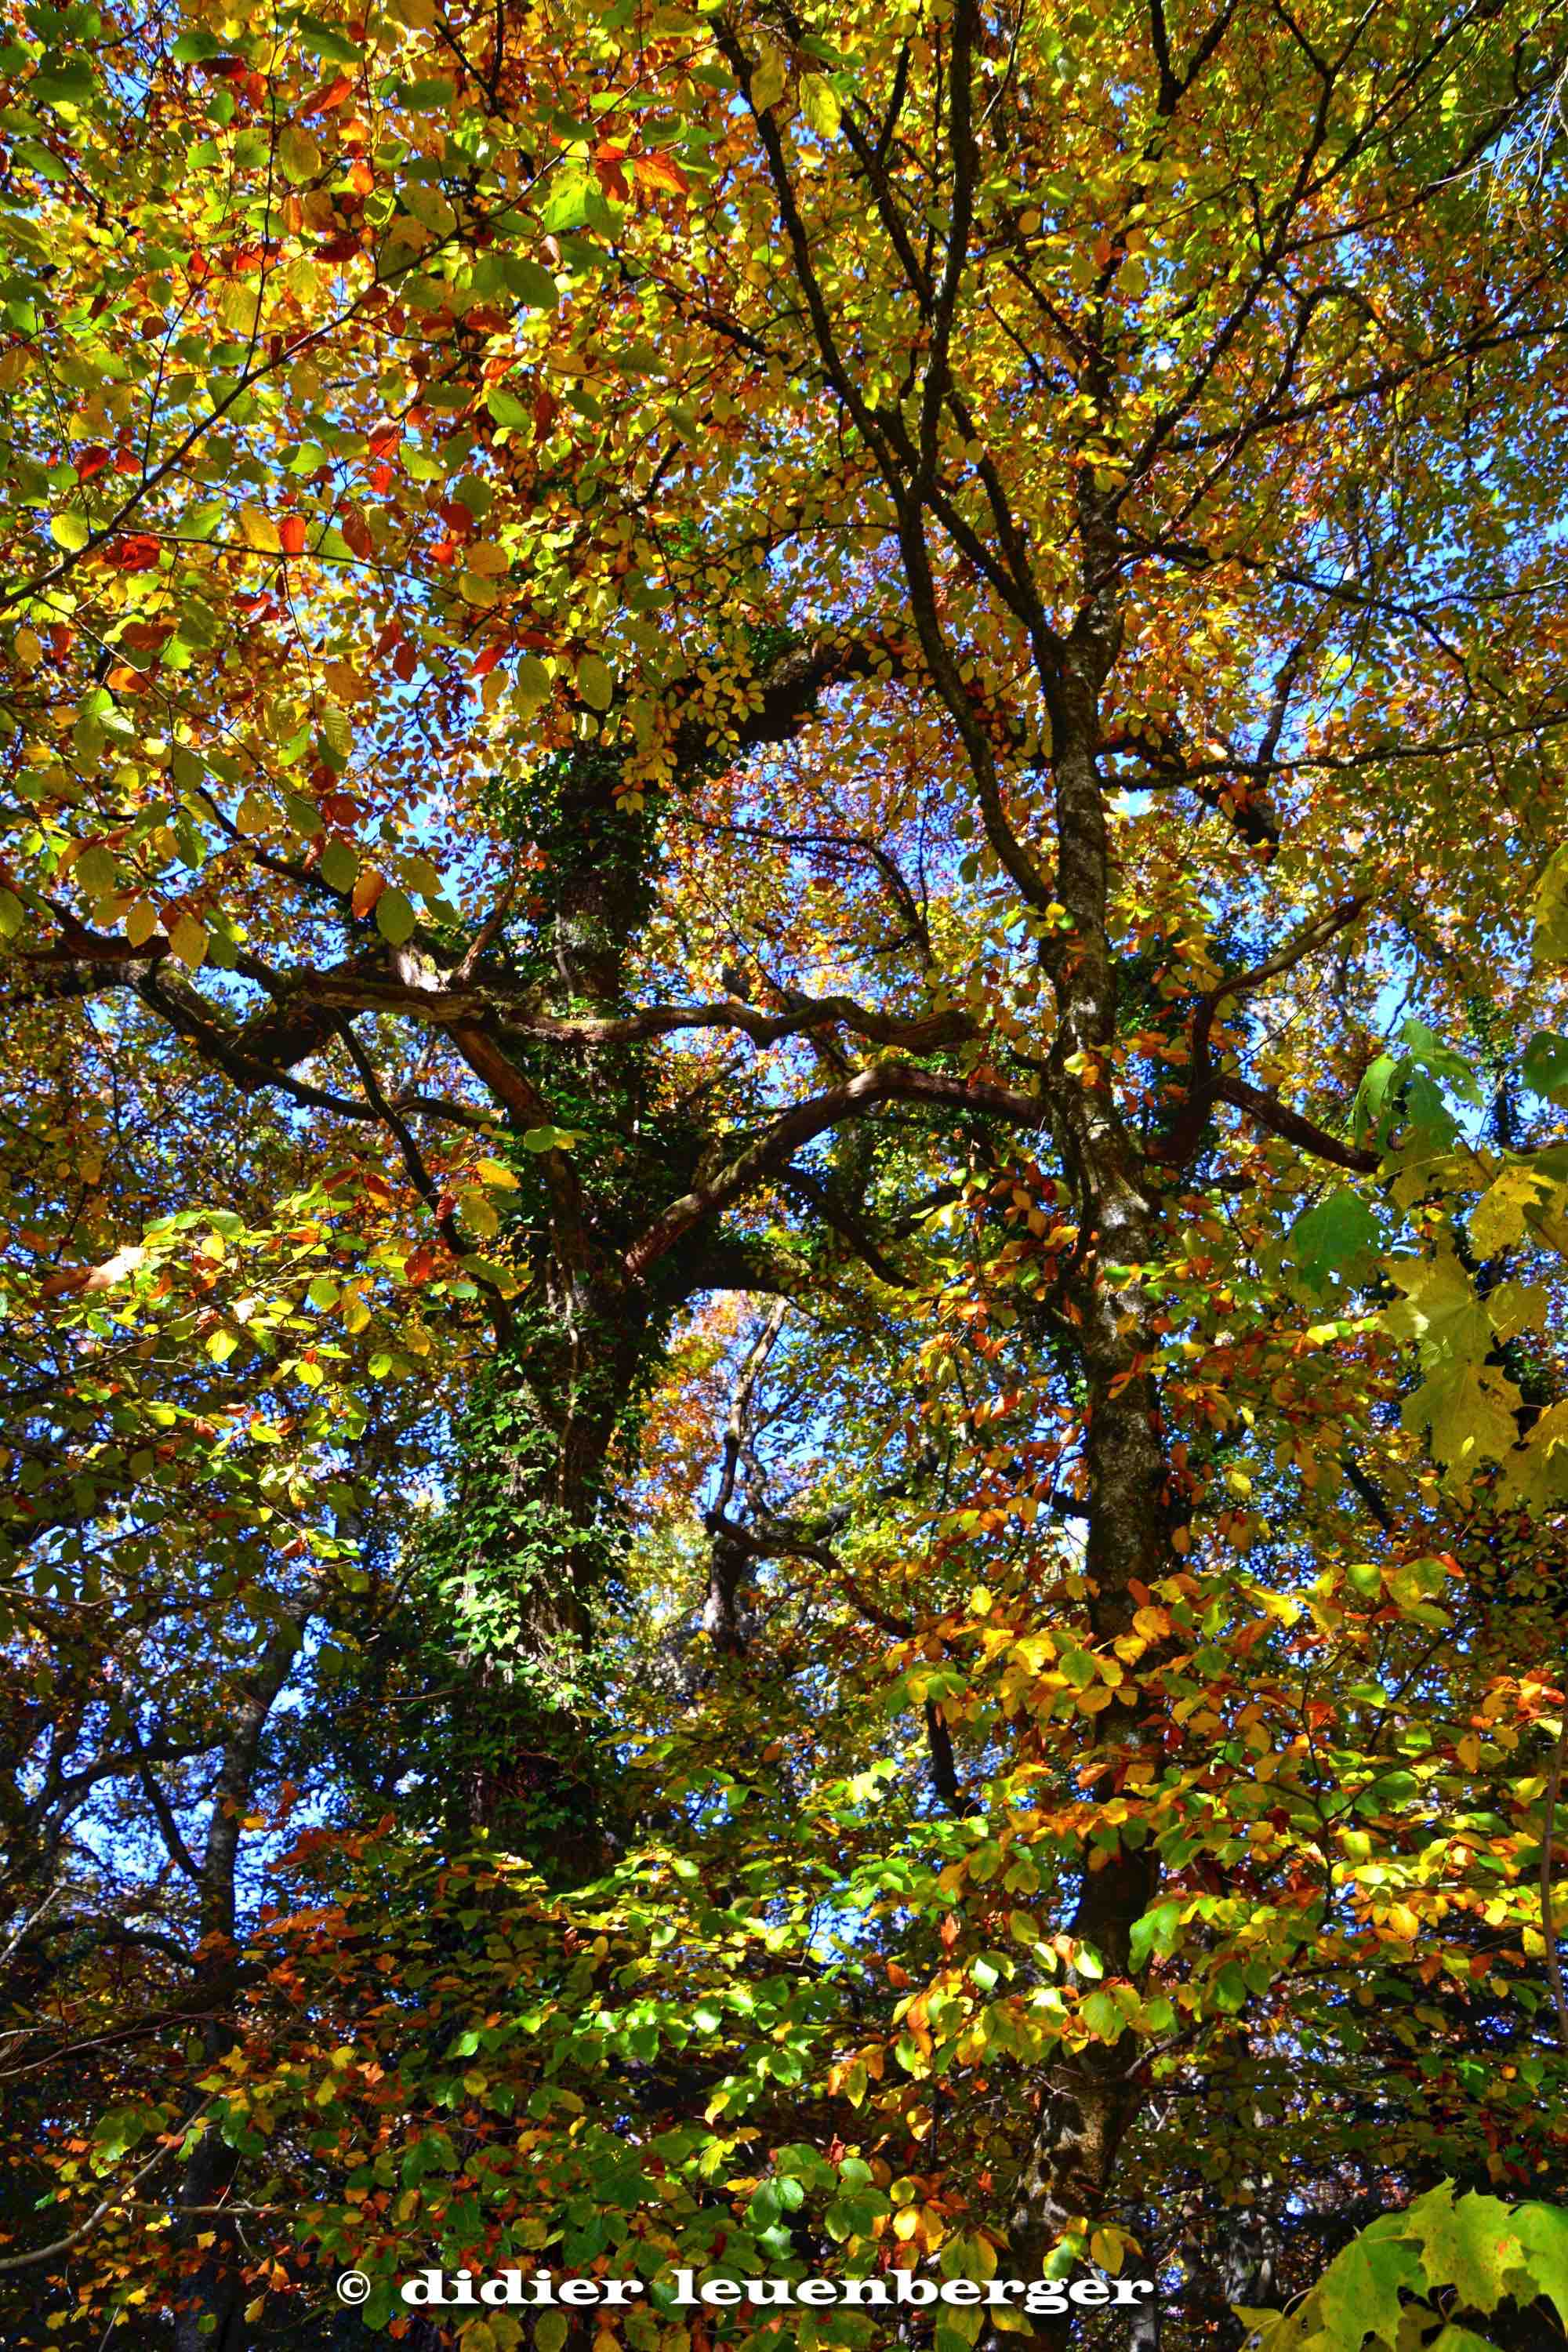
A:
[2,0,1567,2347]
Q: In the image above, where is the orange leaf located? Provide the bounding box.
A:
[636,151,688,197]
[300,71,352,115]
[593,141,630,201]
[350,867,387,918]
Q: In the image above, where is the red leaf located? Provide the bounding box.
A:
[279,514,307,556]
[108,535,161,572]
[74,445,110,482]
[300,71,352,116]
[470,641,504,678]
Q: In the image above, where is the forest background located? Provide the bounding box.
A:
[3,0,1568,2347]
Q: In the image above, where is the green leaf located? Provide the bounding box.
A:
[577,654,614,710]
[1079,1989,1123,2040]
[1510,2203,1568,2332]
[1287,1188,1379,1294]
[289,9,362,62]
[319,840,358,891]
[1129,1899,1181,1969]
[1523,1031,1568,1104]
[540,169,594,233]
[535,2316,568,2352]
[1352,1051,1399,1144]
[498,254,559,309]
[486,387,532,428]
[31,53,96,105]
[1402,2184,1524,2316]
[375,887,417,946]
[51,511,90,552]
[1314,2230,1425,2348]
[1209,1962,1248,2014]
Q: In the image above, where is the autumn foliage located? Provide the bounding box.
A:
[2,0,1568,2346]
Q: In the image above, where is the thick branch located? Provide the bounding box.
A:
[625,1065,1043,1279]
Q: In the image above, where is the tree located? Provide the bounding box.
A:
[2,0,1567,2343]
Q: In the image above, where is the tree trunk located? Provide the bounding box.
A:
[1004,639,1179,2309]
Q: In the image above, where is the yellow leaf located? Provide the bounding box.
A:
[1472,1167,1559,1257]
[475,1156,519,1188]
[125,899,159,948]
[750,38,788,111]
[800,73,841,136]
[456,1185,499,1240]
[1089,2225,1125,2275]
[169,913,209,968]
[239,506,282,555]
[466,540,511,576]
